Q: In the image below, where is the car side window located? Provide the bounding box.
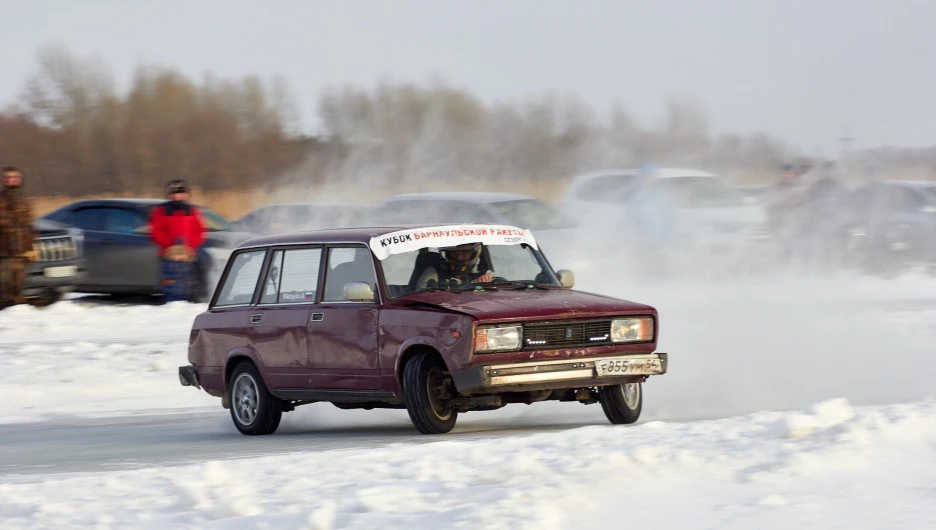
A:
[104,208,147,234]
[260,250,285,304]
[274,248,322,304]
[215,250,266,307]
[323,246,378,302]
[71,208,106,231]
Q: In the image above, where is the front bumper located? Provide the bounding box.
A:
[23,258,87,297]
[453,353,668,394]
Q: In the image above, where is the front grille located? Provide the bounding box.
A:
[522,319,612,351]
[36,236,81,262]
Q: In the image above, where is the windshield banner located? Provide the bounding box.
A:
[369,225,538,260]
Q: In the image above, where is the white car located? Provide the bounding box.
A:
[564,168,771,257]
[371,192,578,266]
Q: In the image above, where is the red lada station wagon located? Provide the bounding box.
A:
[179,224,669,435]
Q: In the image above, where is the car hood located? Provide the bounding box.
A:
[33,218,73,236]
[398,288,654,323]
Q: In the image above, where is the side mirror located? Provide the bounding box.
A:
[556,269,575,289]
[344,282,376,302]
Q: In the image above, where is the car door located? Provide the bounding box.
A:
[66,207,109,287]
[248,246,323,389]
[97,207,160,289]
[309,245,382,390]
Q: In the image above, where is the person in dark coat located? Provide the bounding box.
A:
[0,166,37,309]
[149,179,207,302]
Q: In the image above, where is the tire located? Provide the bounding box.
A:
[27,292,64,309]
[598,383,643,425]
[228,362,282,436]
[401,352,458,434]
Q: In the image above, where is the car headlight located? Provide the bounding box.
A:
[474,325,522,353]
[610,317,654,343]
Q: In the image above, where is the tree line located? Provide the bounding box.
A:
[3,46,879,198]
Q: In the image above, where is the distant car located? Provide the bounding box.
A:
[231,203,374,236]
[42,199,252,299]
[179,224,668,435]
[839,181,936,273]
[564,168,772,254]
[733,184,771,204]
[23,220,87,307]
[371,192,577,258]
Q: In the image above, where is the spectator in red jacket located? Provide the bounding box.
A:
[150,179,207,301]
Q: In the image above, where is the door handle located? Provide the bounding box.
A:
[310,313,324,322]
[250,314,262,324]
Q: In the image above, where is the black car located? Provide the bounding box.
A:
[840,181,936,273]
[42,199,251,299]
[23,219,87,306]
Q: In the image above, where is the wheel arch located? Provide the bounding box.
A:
[224,347,264,388]
[396,338,448,388]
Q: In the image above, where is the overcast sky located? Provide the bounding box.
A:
[3,0,935,154]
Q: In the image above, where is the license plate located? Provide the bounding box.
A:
[595,357,662,377]
[44,265,78,278]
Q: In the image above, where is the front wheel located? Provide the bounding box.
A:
[402,353,458,434]
[228,362,282,436]
[598,383,643,424]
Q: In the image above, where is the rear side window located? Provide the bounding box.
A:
[261,248,322,304]
[215,250,266,307]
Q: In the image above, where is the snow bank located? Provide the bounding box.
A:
[2,400,934,529]
[0,301,216,423]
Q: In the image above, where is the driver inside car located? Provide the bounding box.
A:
[416,242,494,291]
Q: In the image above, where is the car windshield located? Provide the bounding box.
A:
[489,199,576,230]
[381,243,561,298]
[657,177,744,208]
[238,205,363,234]
[201,207,232,232]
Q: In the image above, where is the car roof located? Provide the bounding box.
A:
[380,192,536,204]
[879,180,936,188]
[572,168,718,183]
[64,198,164,208]
[237,225,425,248]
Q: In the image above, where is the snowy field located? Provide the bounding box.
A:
[1,273,936,528]
[2,399,934,529]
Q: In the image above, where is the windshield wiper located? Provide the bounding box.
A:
[487,280,555,290]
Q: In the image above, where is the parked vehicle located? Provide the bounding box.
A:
[23,220,87,307]
[565,168,772,257]
[42,199,251,300]
[179,224,669,435]
[371,192,577,262]
[231,203,373,236]
[837,181,936,275]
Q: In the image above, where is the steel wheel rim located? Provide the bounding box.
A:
[622,383,640,409]
[232,373,260,426]
[427,366,454,421]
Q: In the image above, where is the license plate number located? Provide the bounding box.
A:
[44,265,77,278]
[595,357,662,376]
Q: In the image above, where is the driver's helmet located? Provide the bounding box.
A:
[441,242,482,272]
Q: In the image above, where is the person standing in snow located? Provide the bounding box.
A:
[0,166,37,309]
[149,179,207,302]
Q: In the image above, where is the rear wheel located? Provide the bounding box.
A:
[228,362,282,436]
[402,352,458,434]
[598,383,643,424]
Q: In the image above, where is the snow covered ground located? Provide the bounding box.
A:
[2,399,934,529]
[1,274,935,528]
